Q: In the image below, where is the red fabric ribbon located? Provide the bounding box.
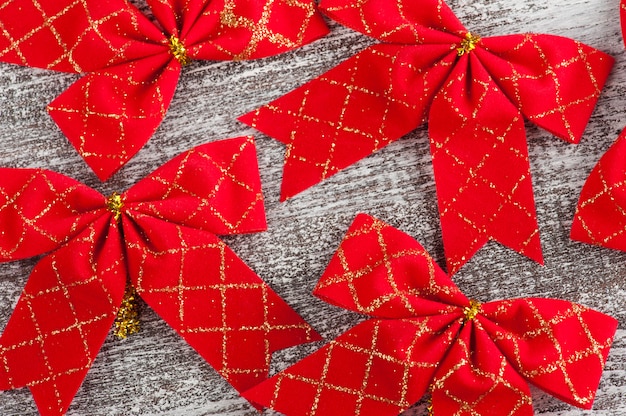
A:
[0,137,321,416]
[622,0,626,45]
[243,213,617,416]
[239,0,614,274]
[571,128,626,249]
[0,0,328,181]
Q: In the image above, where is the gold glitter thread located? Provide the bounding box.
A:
[457,32,481,56]
[106,192,124,221]
[169,35,191,66]
[427,395,434,415]
[114,284,141,339]
[463,299,481,321]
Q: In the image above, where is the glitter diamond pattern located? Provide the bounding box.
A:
[244,214,618,416]
[0,137,319,415]
[571,129,626,251]
[0,0,329,180]
[239,0,613,274]
[0,168,106,260]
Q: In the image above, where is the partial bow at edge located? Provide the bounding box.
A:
[243,213,617,416]
[571,127,626,251]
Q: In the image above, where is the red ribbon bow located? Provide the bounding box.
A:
[243,214,617,416]
[571,128,626,249]
[0,0,328,180]
[0,137,321,416]
[239,0,614,274]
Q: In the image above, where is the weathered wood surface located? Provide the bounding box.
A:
[0,0,625,414]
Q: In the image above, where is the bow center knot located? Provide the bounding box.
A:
[106,192,124,221]
[457,32,481,56]
[169,35,191,65]
[463,299,481,321]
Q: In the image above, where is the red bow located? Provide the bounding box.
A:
[0,0,328,180]
[0,137,321,416]
[239,0,614,274]
[243,213,617,416]
[571,128,626,249]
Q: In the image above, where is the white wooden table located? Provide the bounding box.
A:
[0,0,624,414]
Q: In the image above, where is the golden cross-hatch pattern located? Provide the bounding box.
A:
[251,215,614,415]
[243,0,609,274]
[0,138,317,414]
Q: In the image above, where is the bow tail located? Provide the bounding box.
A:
[431,323,533,416]
[244,317,461,416]
[239,44,451,200]
[0,218,126,416]
[123,215,321,393]
[429,54,542,274]
[47,53,180,181]
[480,298,617,410]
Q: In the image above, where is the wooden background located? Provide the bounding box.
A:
[0,0,625,414]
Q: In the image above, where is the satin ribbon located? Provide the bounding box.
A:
[0,0,328,180]
[0,137,321,416]
[239,0,614,274]
[244,213,617,416]
[571,128,626,250]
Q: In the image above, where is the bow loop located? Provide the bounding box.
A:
[0,217,126,416]
[0,168,106,261]
[163,0,329,61]
[480,298,617,409]
[124,136,266,236]
[0,0,165,73]
[477,34,613,144]
[571,129,626,250]
[314,214,468,319]
[319,0,465,44]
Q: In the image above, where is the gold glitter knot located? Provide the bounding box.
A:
[463,299,481,321]
[457,32,481,56]
[169,35,191,66]
[106,192,124,221]
[114,285,141,339]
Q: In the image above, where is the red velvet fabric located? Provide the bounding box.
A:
[0,137,321,416]
[239,0,614,274]
[0,0,329,180]
[244,213,618,416]
[571,128,626,250]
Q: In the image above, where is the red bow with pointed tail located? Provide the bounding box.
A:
[0,137,320,416]
[243,213,617,416]
[0,0,328,180]
[239,0,614,274]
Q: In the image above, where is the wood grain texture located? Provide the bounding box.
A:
[0,0,625,414]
